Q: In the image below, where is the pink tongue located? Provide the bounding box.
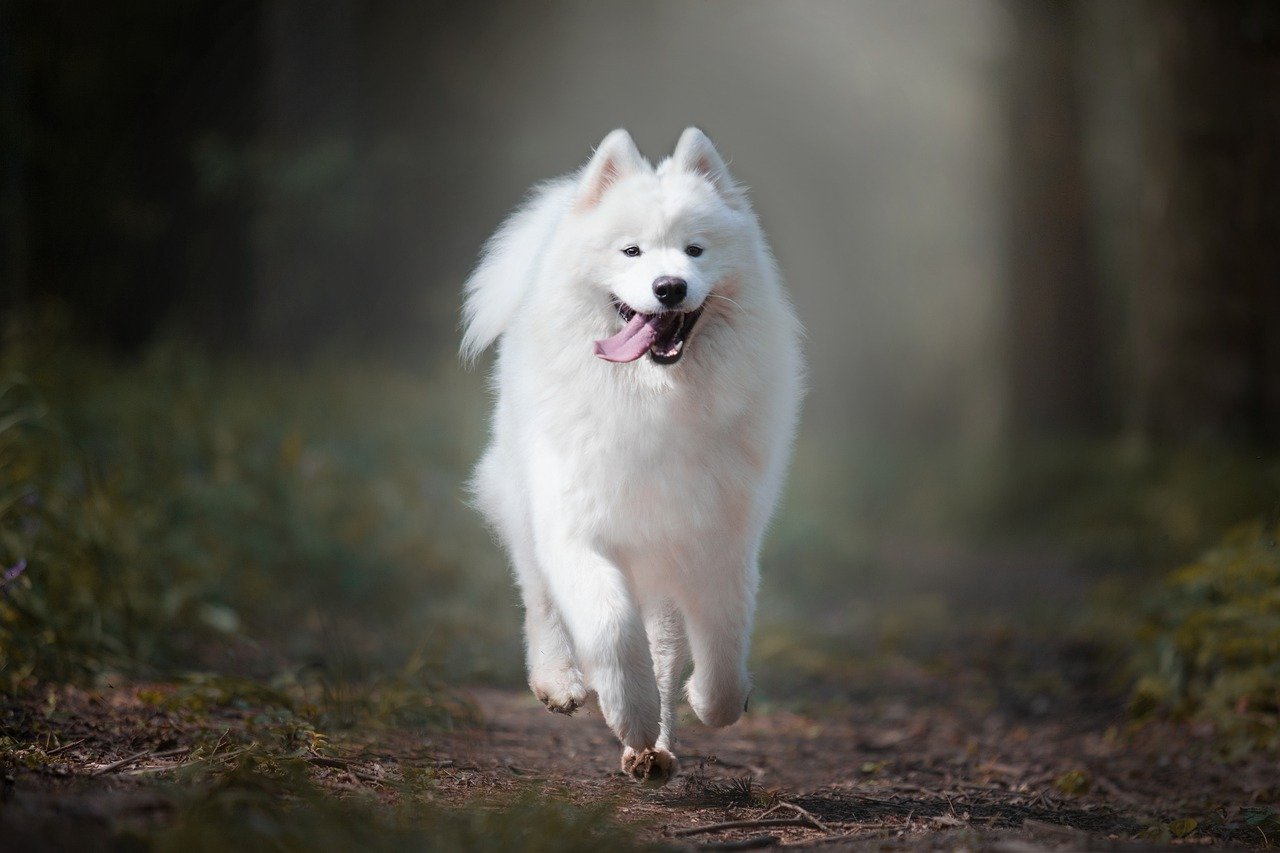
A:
[594,313,658,363]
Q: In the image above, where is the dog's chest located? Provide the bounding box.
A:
[543,383,755,538]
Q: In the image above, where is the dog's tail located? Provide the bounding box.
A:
[460,178,573,364]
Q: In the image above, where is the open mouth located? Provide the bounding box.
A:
[594,298,704,365]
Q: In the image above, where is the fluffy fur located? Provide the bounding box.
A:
[462,128,803,785]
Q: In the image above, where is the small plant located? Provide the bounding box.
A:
[1129,520,1280,753]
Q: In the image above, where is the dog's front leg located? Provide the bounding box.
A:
[535,533,660,752]
[617,599,687,785]
[515,550,588,715]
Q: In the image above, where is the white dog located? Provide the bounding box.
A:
[462,128,802,785]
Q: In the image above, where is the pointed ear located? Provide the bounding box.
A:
[576,129,648,210]
[671,127,743,206]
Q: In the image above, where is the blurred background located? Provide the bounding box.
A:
[2,0,1278,718]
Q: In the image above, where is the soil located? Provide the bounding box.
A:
[436,686,1275,850]
[2,670,1276,851]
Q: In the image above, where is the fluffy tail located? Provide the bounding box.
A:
[460,179,573,364]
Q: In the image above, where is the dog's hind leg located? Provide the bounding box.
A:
[681,552,754,730]
[650,598,689,753]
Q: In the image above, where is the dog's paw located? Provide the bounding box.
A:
[621,746,678,787]
[530,668,589,715]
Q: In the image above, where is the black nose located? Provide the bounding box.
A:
[653,276,687,308]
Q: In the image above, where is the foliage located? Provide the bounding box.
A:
[1129,520,1280,753]
[991,439,1280,566]
[0,318,514,695]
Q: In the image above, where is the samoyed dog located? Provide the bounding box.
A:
[461,128,803,785]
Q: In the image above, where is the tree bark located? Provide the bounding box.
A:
[1133,1,1280,443]
[252,0,362,354]
[0,3,28,314]
[1004,0,1110,437]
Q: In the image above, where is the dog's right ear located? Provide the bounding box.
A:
[575,129,648,211]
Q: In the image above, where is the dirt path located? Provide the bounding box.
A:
[2,678,1275,850]
[435,686,1275,849]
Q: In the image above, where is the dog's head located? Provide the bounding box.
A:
[570,128,754,366]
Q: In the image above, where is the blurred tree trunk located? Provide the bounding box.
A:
[178,4,262,350]
[253,0,362,353]
[1004,0,1110,437]
[0,4,27,315]
[1133,1,1280,443]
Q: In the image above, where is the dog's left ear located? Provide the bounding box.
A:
[672,127,745,208]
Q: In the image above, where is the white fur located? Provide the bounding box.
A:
[462,128,803,783]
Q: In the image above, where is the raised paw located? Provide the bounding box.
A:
[621,746,678,787]
[530,668,589,715]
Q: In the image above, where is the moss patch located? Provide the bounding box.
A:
[1129,520,1280,754]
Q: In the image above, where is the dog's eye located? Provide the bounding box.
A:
[685,245,703,258]
[621,246,642,257]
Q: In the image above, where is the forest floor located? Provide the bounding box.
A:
[3,645,1277,851]
[5,342,1279,849]
[441,684,1276,850]
[9,336,1280,849]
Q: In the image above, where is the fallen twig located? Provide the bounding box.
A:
[308,755,350,770]
[777,800,831,833]
[210,729,231,756]
[91,749,151,776]
[45,737,88,757]
[125,762,193,777]
[152,746,192,759]
[119,747,197,776]
[673,818,814,837]
[697,835,779,850]
[307,754,385,785]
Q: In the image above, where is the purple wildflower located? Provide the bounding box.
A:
[0,559,27,592]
